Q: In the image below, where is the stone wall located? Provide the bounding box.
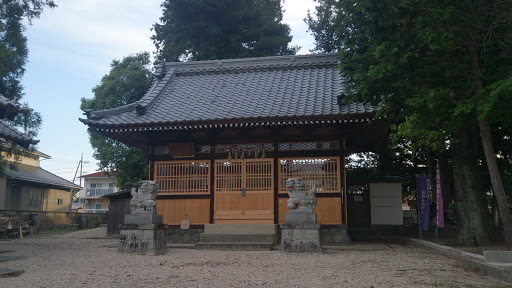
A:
[277,225,351,246]
[166,228,203,244]
[0,210,108,230]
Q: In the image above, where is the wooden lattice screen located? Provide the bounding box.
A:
[154,160,210,195]
[278,157,341,194]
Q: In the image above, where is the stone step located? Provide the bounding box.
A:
[195,242,273,251]
[484,251,512,263]
[200,233,275,243]
[204,224,276,234]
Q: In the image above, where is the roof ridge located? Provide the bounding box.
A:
[82,69,178,119]
[162,53,338,74]
[135,69,176,115]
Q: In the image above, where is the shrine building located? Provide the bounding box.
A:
[80,53,393,244]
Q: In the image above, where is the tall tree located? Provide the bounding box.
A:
[304,0,339,53]
[81,53,153,189]
[0,0,55,100]
[333,0,512,245]
[152,0,298,61]
[0,0,55,135]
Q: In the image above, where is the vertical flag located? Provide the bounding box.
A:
[417,175,431,231]
[436,160,445,228]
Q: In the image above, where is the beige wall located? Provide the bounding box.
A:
[2,184,72,212]
[44,189,72,212]
[1,152,40,167]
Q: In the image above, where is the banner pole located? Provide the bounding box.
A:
[416,175,421,240]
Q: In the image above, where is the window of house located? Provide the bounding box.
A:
[54,198,63,205]
[90,183,103,189]
[29,190,43,207]
[89,203,102,210]
[108,183,115,188]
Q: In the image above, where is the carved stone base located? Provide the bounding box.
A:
[279,223,323,254]
[125,214,163,225]
[285,210,317,224]
[119,224,168,256]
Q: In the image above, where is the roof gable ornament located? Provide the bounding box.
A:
[135,104,146,115]
[154,60,166,79]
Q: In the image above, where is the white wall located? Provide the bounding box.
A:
[370,183,403,225]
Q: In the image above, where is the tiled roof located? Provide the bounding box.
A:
[5,163,82,190]
[0,119,39,148]
[80,53,378,130]
[0,94,38,148]
[80,171,115,178]
[0,94,25,120]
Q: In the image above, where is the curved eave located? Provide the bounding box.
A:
[80,112,384,133]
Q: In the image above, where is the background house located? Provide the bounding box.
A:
[75,171,118,213]
[0,148,81,212]
[0,94,81,213]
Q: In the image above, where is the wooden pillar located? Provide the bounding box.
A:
[342,136,347,226]
[273,142,279,224]
[209,140,216,224]
[148,146,155,180]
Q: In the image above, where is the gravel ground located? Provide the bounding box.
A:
[0,227,508,288]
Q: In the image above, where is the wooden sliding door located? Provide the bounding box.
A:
[214,159,274,223]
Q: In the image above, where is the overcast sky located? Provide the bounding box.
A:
[22,0,318,184]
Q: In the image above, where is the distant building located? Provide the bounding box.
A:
[75,171,118,213]
[0,94,81,212]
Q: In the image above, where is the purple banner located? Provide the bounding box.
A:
[436,160,445,228]
[417,175,431,231]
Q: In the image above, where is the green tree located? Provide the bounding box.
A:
[332,0,512,245]
[304,0,339,53]
[0,0,55,100]
[0,0,55,174]
[152,0,298,61]
[81,53,153,189]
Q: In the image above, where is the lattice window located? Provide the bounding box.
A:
[197,145,211,153]
[279,141,339,151]
[154,161,210,195]
[155,146,170,155]
[279,157,340,193]
[215,143,273,153]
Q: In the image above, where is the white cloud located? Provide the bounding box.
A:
[282,0,317,54]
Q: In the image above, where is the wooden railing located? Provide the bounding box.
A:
[278,157,341,194]
[154,160,210,195]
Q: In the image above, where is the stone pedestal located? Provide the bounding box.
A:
[285,209,317,224]
[118,213,167,255]
[280,223,322,253]
[280,210,323,254]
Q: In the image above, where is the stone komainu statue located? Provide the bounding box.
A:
[130,180,158,214]
[286,178,317,212]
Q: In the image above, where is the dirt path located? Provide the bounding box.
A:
[0,228,508,287]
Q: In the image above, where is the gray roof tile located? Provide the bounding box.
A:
[0,120,39,148]
[5,163,81,190]
[81,53,377,128]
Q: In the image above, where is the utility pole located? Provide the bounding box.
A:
[73,154,90,186]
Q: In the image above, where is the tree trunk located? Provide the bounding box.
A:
[479,117,512,245]
[470,42,512,247]
[451,126,490,246]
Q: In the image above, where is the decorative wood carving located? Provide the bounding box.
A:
[168,142,196,158]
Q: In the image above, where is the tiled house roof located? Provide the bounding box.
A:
[80,53,380,131]
[80,171,115,178]
[5,163,82,190]
[0,94,39,148]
